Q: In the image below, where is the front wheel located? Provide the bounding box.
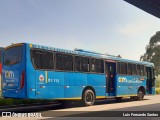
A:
[82,89,95,106]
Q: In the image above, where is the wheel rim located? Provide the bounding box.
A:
[138,91,144,99]
[85,92,93,103]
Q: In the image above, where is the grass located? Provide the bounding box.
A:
[0,98,54,106]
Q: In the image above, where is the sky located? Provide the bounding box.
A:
[0,0,160,61]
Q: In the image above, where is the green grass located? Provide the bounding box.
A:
[0,98,54,106]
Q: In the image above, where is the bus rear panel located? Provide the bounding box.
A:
[2,44,26,98]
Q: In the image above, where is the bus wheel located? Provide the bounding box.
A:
[137,90,144,100]
[82,89,95,106]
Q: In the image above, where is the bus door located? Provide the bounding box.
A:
[105,61,116,96]
[146,67,155,94]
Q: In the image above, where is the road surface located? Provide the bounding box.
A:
[1,95,160,120]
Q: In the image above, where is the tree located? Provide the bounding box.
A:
[140,31,160,76]
[117,55,122,58]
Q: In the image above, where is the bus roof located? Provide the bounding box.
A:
[6,43,154,67]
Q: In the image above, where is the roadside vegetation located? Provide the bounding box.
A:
[0,98,54,106]
[156,75,160,94]
[156,88,160,94]
[140,31,160,94]
[140,31,160,76]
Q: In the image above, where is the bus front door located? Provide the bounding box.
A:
[146,67,155,94]
[105,62,116,96]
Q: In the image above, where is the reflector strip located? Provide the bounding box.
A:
[45,71,48,83]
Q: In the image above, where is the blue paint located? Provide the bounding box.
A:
[2,43,155,100]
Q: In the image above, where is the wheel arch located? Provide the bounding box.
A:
[82,86,96,98]
[138,86,146,95]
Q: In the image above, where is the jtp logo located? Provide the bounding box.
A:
[5,70,14,78]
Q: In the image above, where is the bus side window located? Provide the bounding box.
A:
[121,62,127,75]
[56,53,73,71]
[91,58,97,73]
[31,49,54,70]
[144,66,147,76]
[128,63,132,75]
[81,57,89,72]
[75,56,80,72]
[56,53,63,70]
[43,51,54,69]
[117,62,121,74]
[132,64,136,75]
[31,50,41,69]
[97,60,104,73]
[137,65,141,76]
[140,65,145,76]
[63,54,73,71]
[91,59,104,73]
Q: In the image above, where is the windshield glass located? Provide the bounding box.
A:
[4,46,22,65]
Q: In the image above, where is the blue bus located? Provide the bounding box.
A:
[2,43,155,106]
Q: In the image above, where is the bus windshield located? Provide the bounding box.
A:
[4,46,22,65]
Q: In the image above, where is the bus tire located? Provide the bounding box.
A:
[82,89,95,106]
[137,89,144,100]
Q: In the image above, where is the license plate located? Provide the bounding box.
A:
[7,83,14,87]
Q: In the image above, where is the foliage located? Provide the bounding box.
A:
[156,88,160,94]
[140,31,160,76]
[156,75,160,88]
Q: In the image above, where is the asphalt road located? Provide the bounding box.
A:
[42,95,160,117]
[1,95,160,120]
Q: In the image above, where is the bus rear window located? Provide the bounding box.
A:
[4,46,23,65]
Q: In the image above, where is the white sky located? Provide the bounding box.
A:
[0,0,160,60]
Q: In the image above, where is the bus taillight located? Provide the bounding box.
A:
[20,71,25,89]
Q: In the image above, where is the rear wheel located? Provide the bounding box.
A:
[82,89,95,106]
[130,89,144,101]
[137,89,144,100]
